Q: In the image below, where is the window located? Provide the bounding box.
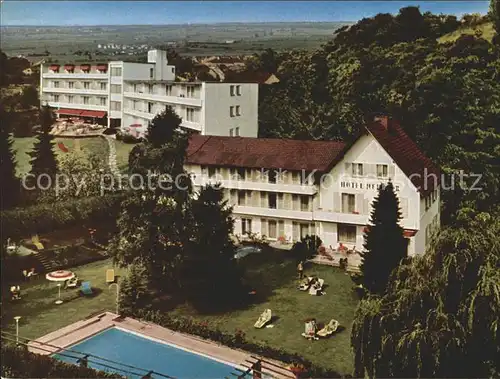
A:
[300,196,309,212]
[67,95,73,103]
[186,86,194,97]
[83,96,90,105]
[300,171,310,185]
[268,170,276,184]
[236,85,241,96]
[268,220,277,239]
[237,168,246,180]
[132,100,138,110]
[68,81,74,89]
[83,82,90,89]
[53,81,59,88]
[110,101,121,111]
[186,107,195,122]
[149,68,154,79]
[268,193,277,209]
[230,106,235,117]
[236,105,241,116]
[352,163,363,176]
[53,94,59,102]
[100,82,107,91]
[148,102,153,113]
[338,224,356,243]
[147,84,153,94]
[241,218,252,235]
[110,84,122,94]
[377,164,388,178]
[230,85,235,96]
[208,167,216,178]
[100,97,107,106]
[342,193,355,213]
[235,127,240,136]
[133,84,138,93]
[229,128,234,137]
[166,85,172,96]
[238,190,249,206]
[110,67,122,76]
[300,223,309,239]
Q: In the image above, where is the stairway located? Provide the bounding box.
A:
[31,250,54,272]
[104,135,120,178]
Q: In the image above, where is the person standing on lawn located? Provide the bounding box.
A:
[297,261,304,279]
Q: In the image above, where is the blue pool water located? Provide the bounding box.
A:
[53,327,244,379]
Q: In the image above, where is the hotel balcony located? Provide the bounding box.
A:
[42,72,109,80]
[42,87,108,96]
[123,91,202,107]
[313,209,369,225]
[232,205,313,221]
[123,108,202,132]
[193,176,317,196]
[44,101,107,112]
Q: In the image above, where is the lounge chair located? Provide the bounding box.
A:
[65,276,79,289]
[309,278,325,296]
[298,276,313,291]
[317,319,339,338]
[31,235,44,250]
[106,269,115,283]
[254,309,272,328]
[80,281,93,296]
[301,320,318,340]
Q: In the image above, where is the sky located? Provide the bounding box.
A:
[0,1,490,26]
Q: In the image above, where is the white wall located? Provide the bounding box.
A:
[122,62,155,81]
[203,83,258,137]
[415,187,440,255]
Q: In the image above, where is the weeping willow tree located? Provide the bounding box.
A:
[351,211,500,378]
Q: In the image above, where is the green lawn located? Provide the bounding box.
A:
[438,22,494,43]
[2,253,358,375]
[114,140,136,172]
[13,137,109,176]
[2,259,123,341]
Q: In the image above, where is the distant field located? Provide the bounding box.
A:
[1,22,351,59]
[438,22,494,43]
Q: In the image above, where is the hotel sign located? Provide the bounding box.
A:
[340,181,400,191]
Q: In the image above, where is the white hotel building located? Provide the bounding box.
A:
[186,116,441,257]
[39,50,259,137]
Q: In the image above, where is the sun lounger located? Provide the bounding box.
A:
[317,319,339,337]
[301,320,318,340]
[31,235,44,250]
[254,309,272,328]
[106,269,115,283]
[80,281,93,296]
[309,278,324,296]
[65,276,79,289]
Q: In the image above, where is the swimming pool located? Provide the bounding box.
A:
[52,327,246,378]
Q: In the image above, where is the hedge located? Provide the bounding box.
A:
[1,345,122,378]
[132,309,348,378]
[0,194,124,240]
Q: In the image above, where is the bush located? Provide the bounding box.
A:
[0,194,123,240]
[1,345,122,378]
[116,132,141,144]
[40,243,106,271]
[131,309,345,378]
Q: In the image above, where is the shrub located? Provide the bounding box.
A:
[131,309,345,378]
[0,194,123,240]
[1,345,122,378]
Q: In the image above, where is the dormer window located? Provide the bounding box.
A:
[352,163,363,177]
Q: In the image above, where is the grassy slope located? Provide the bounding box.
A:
[438,22,494,43]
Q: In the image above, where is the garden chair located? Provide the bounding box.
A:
[301,320,318,340]
[105,269,115,284]
[309,278,324,296]
[80,281,93,296]
[317,319,339,338]
[31,235,44,250]
[254,309,272,328]
[65,276,79,289]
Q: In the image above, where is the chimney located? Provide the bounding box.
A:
[373,114,389,130]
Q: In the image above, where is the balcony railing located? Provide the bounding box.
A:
[42,72,108,80]
[123,91,202,107]
[42,87,107,96]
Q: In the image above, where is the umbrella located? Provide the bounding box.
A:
[45,270,75,282]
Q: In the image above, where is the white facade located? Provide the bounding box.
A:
[186,132,441,258]
[39,50,259,137]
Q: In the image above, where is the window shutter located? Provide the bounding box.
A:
[389,164,396,178]
[230,190,237,205]
[333,192,341,212]
[278,220,285,237]
[201,166,208,176]
[261,219,267,237]
[252,191,259,207]
[260,192,267,208]
[356,194,364,214]
[400,198,408,219]
[284,193,292,210]
[344,162,351,174]
[364,199,370,216]
[277,193,284,209]
[292,222,299,241]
